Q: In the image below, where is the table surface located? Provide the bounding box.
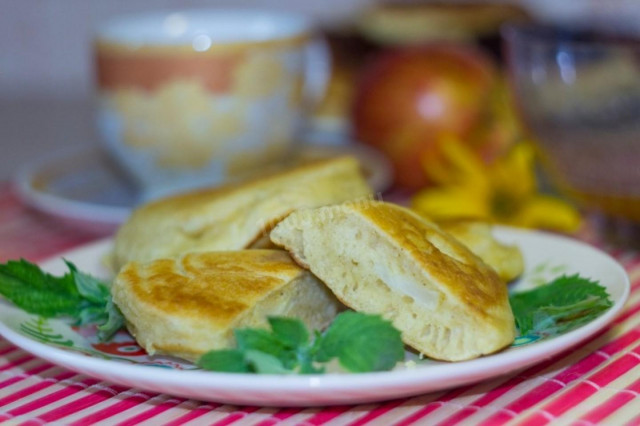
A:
[0,182,639,426]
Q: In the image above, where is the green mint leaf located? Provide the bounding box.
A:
[200,312,405,374]
[77,305,108,326]
[268,317,309,348]
[297,330,326,374]
[234,328,287,354]
[532,296,613,335]
[234,328,297,369]
[0,260,83,318]
[244,349,292,374]
[314,311,404,372]
[96,298,125,341]
[1,259,77,294]
[509,274,613,336]
[66,260,124,340]
[298,354,325,374]
[198,348,294,374]
[65,260,110,304]
[198,349,250,373]
[0,259,124,342]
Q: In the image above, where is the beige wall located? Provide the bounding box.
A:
[2,0,637,101]
[0,0,374,101]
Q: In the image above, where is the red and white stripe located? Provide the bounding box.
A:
[1,184,639,425]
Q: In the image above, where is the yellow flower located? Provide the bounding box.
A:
[411,136,581,232]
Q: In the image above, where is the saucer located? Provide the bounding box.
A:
[13,148,137,234]
[13,143,393,234]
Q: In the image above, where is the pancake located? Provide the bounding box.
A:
[112,156,372,270]
[437,219,524,282]
[111,250,342,362]
[270,201,515,361]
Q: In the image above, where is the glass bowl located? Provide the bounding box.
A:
[503,24,640,245]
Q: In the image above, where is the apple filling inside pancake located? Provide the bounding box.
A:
[270,201,515,361]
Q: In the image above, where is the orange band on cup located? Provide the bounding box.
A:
[94,33,310,93]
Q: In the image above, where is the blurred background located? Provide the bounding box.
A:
[2,0,640,240]
[1,0,637,180]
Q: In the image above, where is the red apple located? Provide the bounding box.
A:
[352,44,499,189]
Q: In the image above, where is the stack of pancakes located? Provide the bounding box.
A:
[111,156,522,363]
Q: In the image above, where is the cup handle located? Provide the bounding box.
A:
[303,36,331,108]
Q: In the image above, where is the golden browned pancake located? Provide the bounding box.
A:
[111,250,342,362]
[112,156,372,270]
[437,219,524,282]
[270,201,515,361]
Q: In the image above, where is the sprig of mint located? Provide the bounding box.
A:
[198,311,405,374]
[509,274,613,336]
[0,259,124,341]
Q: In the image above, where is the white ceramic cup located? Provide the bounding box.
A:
[94,10,330,200]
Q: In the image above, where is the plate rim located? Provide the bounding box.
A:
[0,227,630,406]
[12,147,132,226]
[11,142,393,229]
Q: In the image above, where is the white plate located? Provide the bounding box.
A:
[13,142,392,235]
[0,228,629,406]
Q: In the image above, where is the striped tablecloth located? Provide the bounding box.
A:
[1,182,639,425]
